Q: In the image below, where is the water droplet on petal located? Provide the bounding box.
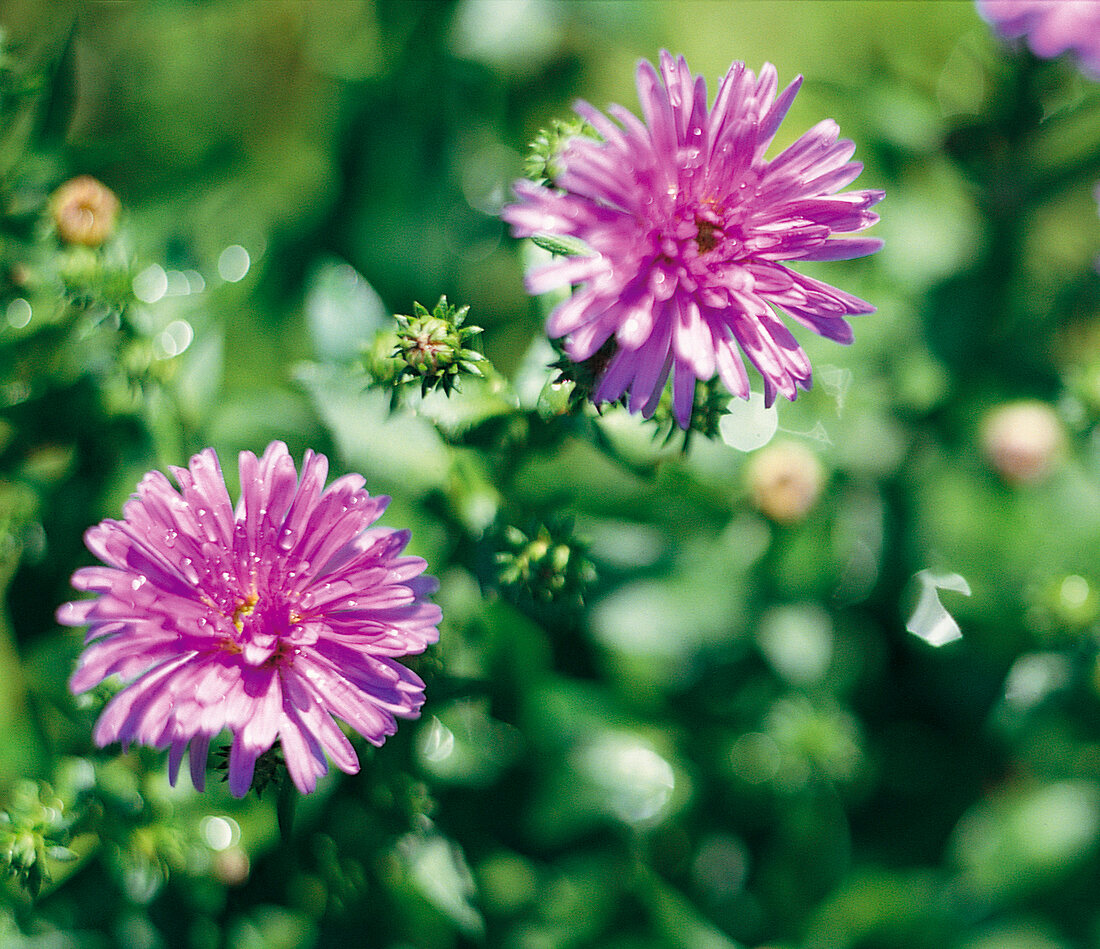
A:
[131,575,147,592]
[163,530,177,548]
[278,528,295,551]
[180,558,200,585]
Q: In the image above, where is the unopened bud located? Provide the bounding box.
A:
[213,847,250,886]
[492,517,595,611]
[746,440,825,524]
[49,175,120,247]
[524,117,596,186]
[981,400,1064,485]
[390,296,485,398]
[7,263,31,289]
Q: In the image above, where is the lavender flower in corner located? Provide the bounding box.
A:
[978,0,1100,79]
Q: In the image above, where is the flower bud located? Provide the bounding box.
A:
[746,440,826,524]
[492,517,596,611]
[391,296,485,398]
[212,847,251,886]
[981,400,1064,485]
[0,779,74,898]
[49,175,120,247]
[524,116,596,185]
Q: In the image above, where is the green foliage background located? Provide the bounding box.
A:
[2,1,1100,947]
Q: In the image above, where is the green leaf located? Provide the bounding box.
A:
[530,233,592,258]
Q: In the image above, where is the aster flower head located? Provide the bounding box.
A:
[978,1,1100,79]
[503,51,883,429]
[58,442,440,798]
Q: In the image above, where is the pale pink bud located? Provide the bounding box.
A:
[981,400,1065,485]
[746,440,826,524]
[50,175,120,247]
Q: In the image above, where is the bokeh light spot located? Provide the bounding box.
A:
[199,815,239,852]
[6,298,31,329]
[218,245,251,282]
[133,264,168,304]
[720,392,779,451]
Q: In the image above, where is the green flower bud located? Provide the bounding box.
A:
[648,376,732,446]
[524,117,596,186]
[491,516,596,611]
[390,296,485,399]
[0,780,74,898]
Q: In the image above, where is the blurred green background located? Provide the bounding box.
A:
[2,1,1100,947]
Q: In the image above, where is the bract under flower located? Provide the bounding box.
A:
[58,441,440,797]
[503,51,883,428]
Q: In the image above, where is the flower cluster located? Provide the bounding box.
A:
[59,442,440,797]
[978,0,1100,78]
[504,51,883,428]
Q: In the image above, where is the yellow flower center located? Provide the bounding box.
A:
[231,592,259,633]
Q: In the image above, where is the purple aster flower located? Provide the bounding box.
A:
[978,0,1100,78]
[502,51,883,428]
[58,441,440,797]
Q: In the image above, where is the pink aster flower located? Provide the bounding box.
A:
[502,51,883,428]
[58,442,440,797]
[978,0,1100,78]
